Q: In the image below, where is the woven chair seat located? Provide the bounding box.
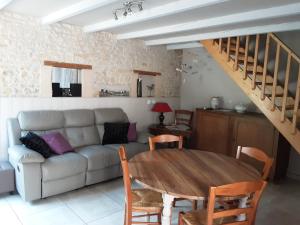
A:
[181,209,236,225]
[132,189,163,211]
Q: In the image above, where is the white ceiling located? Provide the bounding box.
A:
[2,0,300,47]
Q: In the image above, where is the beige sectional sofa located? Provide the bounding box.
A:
[7,108,148,201]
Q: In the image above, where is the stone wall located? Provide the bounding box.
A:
[0,11,181,97]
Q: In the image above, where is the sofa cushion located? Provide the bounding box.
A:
[94,108,129,142]
[76,145,120,171]
[63,109,100,148]
[65,126,100,148]
[41,153,87,181]
[41,132,74,155]
[63,109,95,127]
[102,122,129,145]
[94,108,129,125]
[18,111,64,131]
[20,132,52,158]
[105,142,148,159]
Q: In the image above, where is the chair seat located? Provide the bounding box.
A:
[181,210,235,225]
[132,189,163,212]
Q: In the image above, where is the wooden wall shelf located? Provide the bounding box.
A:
[133,69,161,76]
[44,61,92,70]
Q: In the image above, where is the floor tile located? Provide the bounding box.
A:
[88,210,124,225]
[60,188,122,223]
[88,178,125,206]
[0,195,22,225]
[6,194,63,218]
[20,205,85,225]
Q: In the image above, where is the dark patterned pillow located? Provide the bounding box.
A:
[20,132,52,158]
[102,123,130,145]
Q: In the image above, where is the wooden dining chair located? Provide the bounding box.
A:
[175,110,194,129]
[236,146,274,180]
[148,135,197,210]
[178,180,267,225]
[119,146,163,225]
[149,134,183,151]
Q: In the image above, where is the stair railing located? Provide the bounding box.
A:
[222,33,300,134]
[268,33,300,132]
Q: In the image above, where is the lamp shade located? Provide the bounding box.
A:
[152,102,172,113]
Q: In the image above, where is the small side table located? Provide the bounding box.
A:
[0,161,15,194]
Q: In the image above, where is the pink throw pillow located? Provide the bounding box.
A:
[41,132,73,155]
[127,123,137,142]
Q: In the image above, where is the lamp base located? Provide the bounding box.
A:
[159,112,165,127]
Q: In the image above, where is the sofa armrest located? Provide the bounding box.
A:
[8,145,45,164]
[137,131,152,144]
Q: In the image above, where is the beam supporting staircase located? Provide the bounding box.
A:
[201,33,300,154]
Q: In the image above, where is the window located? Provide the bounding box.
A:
[51,68,82,97]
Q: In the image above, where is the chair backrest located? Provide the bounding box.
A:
[175,110,193,128]
[149,134,183,151]
[206,180,267,225]
[118,146,132,213]
[236,146,274,180]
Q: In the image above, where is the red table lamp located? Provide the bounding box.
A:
[152,102,172,126]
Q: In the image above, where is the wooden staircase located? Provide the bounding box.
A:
[201,33,300,154]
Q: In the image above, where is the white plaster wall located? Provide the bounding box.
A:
[0,10,181,97]
[0,97,179,160]
[180,48,256,111]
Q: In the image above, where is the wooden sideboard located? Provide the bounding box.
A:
[192,109,291,181]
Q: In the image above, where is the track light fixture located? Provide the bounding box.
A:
[113,0,145,20]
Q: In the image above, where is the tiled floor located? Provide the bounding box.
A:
[0,178,299,225]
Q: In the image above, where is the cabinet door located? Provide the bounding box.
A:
[195,112,231,155]
[232,117,276,157]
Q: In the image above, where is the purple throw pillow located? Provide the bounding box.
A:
[127,123,137,142]
[41,132,73,155]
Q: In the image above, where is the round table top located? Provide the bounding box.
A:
[128,149,261,200]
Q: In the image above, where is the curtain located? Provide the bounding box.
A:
[52,68,81,88]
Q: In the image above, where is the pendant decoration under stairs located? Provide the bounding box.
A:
[201,33,300,154]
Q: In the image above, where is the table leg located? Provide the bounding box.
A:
[162,193,175,225]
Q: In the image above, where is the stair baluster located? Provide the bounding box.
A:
[234,36,240,71]
[243,35,250,80]
[261,34,271,100]
[281,53,292,122]
[252,34,260,90]
[292,67,300,133]
[271,42,281,111]
[227,37,231,62]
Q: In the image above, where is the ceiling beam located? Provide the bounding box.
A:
[84,0,230,33]
[118,3,300,40]
[145,22,300,46]
[166,42,203,50]
[42,0,118,25]
[0,0,13,10]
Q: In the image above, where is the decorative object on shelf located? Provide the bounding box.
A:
[176,64,198,75]
[210,96,222,109]
[137,78,142,97]
[152,102,172,127]
[235,104,247,113]
[146,84,154,97]
[99,89,129,97]
[113,0,144,20]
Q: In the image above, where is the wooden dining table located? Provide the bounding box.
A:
[128,149,261,225]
